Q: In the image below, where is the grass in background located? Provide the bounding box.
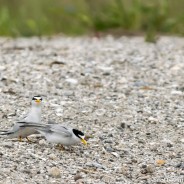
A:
[0,0,184,41]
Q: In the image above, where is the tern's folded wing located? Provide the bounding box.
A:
[49,124,72,137]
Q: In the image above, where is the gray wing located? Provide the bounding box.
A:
[18,122,72,137]
[49,124,72,137]
[17,122,49,137]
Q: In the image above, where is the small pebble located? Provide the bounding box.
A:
[48,167,61,178]
[120,123,126,129]
[74,173,83,181]
[39,139,47,145]
[1,142,13,148]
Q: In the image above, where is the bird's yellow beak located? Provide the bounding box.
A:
[81,138,87,145]
[35,99,41,103]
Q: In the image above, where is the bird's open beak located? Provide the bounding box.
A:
[81,138,87,145]
[35,99,41,104]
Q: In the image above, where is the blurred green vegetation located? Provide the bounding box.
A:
[0,0,184,41]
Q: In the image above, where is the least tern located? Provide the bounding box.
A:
[19,122,87,146]
[0,96,42,141]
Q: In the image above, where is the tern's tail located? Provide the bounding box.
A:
[0,131,13,135]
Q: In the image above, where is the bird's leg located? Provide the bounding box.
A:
[26,137,32,142]
[19,136,22,142]
[60,145,65,150]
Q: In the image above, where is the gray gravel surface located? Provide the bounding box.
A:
[0,36,183,184]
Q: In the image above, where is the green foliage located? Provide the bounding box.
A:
[0,0,184,41]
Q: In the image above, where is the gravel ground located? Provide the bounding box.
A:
[0,36,183,184]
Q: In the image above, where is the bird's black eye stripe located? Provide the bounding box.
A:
[32,96,42,101]
[73,129,84,139]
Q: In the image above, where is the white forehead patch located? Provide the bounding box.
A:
[80,135,85,139]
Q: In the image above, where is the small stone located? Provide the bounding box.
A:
[39,139,47,145]
[148,117,159,124]
[156,160,166,166]
[86,162,105,169]
[146,165,155,173]
[65,78,78,84]
[141,169,147,174]
[76,179,84,184]
[176,163,182,168]
[103,72,110,76]
[120,122,126,129]
[23,169,31,174]
[104,140,113,143]
[171,90,183,95]
[139,175,150,180]
[1,168,11,173]
[2,142,13,148]
[97,66,113,72]
[129,125,135,130]
[111,152,119,158]
[171,64,184,71]
[74,173,83,181]
[141,164,155,174]
[166,142,173,147]
[141,165,147,169]
[93,162,105,169]
[149,142,158,151]
[49,61,65,67]
[176,162,184,170]
[168,152,176,159]
[107,133,113,137]
[105,147,114,152]
[180,163,184,170]
[48,154,57,160]
[48,167,61,178]
[63,91,74,96]
[131,159,137,163]
[7,112,16,117]
[0,66,6,70]
[138,139,145,144]
[134,81,149,87]
[121,165,129,175]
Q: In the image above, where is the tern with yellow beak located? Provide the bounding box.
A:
[18,122,87,147]
[0,96,42,141]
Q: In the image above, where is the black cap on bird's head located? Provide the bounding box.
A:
[73,129,87,145]
[32,96,42,104]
